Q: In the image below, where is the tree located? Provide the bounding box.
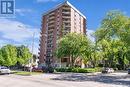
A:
[0,45,17,66]
[0,44,32,67]
[17,45,32,65]
[0,49,4,65]
[95,10,127,42]
[95,10,130,69]
[55,33,91,67]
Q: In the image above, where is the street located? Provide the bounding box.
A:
[0,72,130,87]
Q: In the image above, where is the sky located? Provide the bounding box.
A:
[0,0,130,54]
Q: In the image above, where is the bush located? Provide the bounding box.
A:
[66,67,73,72]
[98,64,103,67]
[55,67,101,73]
[72,68,88,73]
[55,68,66,72]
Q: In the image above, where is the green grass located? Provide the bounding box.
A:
[13,71,43,76]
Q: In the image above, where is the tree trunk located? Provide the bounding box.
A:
[71,57,74,67]
[122,53,125,70]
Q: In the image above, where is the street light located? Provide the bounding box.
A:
[18,25,35,73]
[30,32,35,73]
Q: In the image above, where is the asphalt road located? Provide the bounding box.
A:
[0,72,130,87]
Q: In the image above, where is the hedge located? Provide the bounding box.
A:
[55,67,101,73]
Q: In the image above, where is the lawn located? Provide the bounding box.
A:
[12,71,43,76]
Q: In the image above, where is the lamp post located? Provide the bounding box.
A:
[30,32,35,73]
[18,25,35,73]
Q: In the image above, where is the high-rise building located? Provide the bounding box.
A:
[39,1,86,67]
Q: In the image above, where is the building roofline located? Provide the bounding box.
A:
[66,1,86,19]
[43,1,86,19]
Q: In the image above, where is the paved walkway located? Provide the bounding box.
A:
[0,72,130,87]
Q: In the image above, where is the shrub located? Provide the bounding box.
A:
[55,67,101,73]
[66,67,73,72]
[98,64,103,67]
[72,68,88,73]
[55,68,66,72]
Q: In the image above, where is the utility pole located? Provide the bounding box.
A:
[17,25,35,73]
[30,32,35,73]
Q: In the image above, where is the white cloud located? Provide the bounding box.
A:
[15,9,33,16]
[37,0,58,3]
[0,19,40,42]
[86,29,95,42]
[0,19,40,54]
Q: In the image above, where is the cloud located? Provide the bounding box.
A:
[0,19,39,42]
[15,9,34,16]
[86,29,95,42]
[0,19,40,54]
[36,0,58,3]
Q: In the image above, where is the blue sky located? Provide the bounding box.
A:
[15,0,130,29]
[0,0,130,54]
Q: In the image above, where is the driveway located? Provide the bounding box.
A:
[0,72,129,87]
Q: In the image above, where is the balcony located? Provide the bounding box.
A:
[65,26,71,28]
[64,22,71,26]
[62,13,70,16]
[48,16,55,20]
[63,29,70,33]
[47,37,53,41]
[63,28,70,31]
[48,20,55,23]
[48,35,53,38]
[48,30,53,34]
[47,45,53,48]
[48,24,55,27]
[62,6,70,10]
[49,12,55,16]
[63,18,70,23]
[62,11,70,14]
[48,28,54,32]
[63,21,70,23]
[47,33,53,36]
[48,22,55,26]
[47,42,53,46]
[62,15,70,18]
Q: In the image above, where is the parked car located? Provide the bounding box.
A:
[102,67,114,73]
[128,69,130,74]
[0,66,11,74]
[32,67,43,72]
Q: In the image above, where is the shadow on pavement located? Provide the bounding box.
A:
[51,73,130,86]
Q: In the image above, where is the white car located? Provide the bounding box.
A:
[102,67,114,73]
[0,66,11,74]
[128,69,130,74]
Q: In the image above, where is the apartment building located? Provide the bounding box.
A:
[39,1,86,67]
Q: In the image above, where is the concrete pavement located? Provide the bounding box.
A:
[0,72,129,87]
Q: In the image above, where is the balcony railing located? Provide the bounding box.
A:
[62,11,70,14]
[48,24,55,27]
[48,12,55,16]
[62,6,70,10]
[48,20,55,24]
[48,16,55,20]
[62,16,70,19]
